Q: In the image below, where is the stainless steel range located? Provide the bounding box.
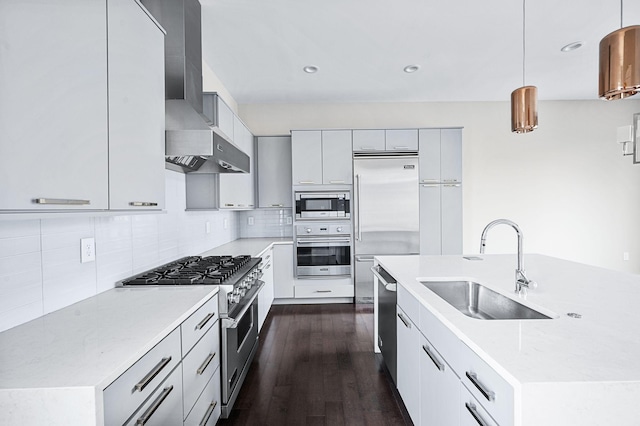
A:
[120,254,263,418]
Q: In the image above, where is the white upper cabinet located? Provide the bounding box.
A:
[291,131,323,185]
[291,130,352,185]
[0,0,109,211]
[219,116,255,209]
[385,129,418,151]
[418,129,442,183]
[441,129,463,183]
[257,136,293,208]
[321,130,352,184]
[107,0,165,210]
[352,129,385,152]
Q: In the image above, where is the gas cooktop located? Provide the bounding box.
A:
[120,255,259,286]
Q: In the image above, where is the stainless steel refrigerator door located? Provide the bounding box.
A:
[355,256,375,303]
[354,156,420,255]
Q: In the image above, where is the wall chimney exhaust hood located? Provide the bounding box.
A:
[141,0,249,173]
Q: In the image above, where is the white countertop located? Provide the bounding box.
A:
[375,253,640,385]
[0,286,217,390]
[199,237,292,258]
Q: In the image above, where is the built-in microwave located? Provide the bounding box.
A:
[295,192,350,220]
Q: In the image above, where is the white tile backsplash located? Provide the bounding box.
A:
[238,209,293,238]
[0,170,239,332]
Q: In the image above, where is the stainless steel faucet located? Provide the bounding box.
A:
[480,219,536,294]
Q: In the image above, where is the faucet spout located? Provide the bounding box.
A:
[479,219,535,294]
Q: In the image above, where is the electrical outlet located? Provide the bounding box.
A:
[223,218,228,229]
[80,238,96,263]
[248,217,254,226]
[624,252,630,261]
[205,221,211,234]
[286,216,292,225]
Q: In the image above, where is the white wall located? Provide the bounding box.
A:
[0,170,239,332]
[239,99,640,273]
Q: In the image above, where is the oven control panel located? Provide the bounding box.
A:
[295,223,351,236]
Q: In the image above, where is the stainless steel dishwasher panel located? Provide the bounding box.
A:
[373,264,398,385]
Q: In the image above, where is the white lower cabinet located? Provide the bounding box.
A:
[273,243,295,299]
[294,277,354,298]
[396,306,421,424]
[184,367,222,426]
[258,247,275,331]
[419,334,460,426]
[125,365,184,426]
[182,323,220,420]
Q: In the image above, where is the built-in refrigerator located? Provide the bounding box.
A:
[353,154,419,303]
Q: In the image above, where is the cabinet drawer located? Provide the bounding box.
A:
[104,327,181,426]
[181,295,218,356]
[460,385,499,426]
[295,283,354,298]
[124,364,184,426]
[183,320,220,419]
[397,284,420,326]
[184,366,221,426]
[419,302,462,375]
[456,342,513,426]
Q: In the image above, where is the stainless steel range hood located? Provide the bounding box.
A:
[141,0,249,173]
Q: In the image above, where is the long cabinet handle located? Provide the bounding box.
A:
[422,344,444,371]
[393,146,410,150]
[421,184,439,188]
[355,174,362,241]
[135,357,172,392]
[420,179,439,183]
[33,198,90,205]
[466,371,496,402]
[443,184,461,188]
[270,204,284,207]
[443,179,460,183]
[465,402,490,426]
[397,312,411,328]
[298,181,315,184]
[315,290,332,293]
[136,385,174,425]
[197,352,216,375]
[199,400,218,426]
[195,312,216,330]
[129,202,158,207]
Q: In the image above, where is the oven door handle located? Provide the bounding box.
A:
[296,238,351,245]
[221,280,264,329]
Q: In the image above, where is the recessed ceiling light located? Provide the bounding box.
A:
[560,41,584,52]
[404,64,420,73]
[303,65,318,73]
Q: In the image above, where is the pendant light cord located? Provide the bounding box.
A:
[522,0,526,87]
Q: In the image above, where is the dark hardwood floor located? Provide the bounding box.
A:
[218,304,410,426]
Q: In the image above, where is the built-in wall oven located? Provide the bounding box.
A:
[295,191,350,220]
[295,223,351,277]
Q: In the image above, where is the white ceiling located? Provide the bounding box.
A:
[200,0,640,104]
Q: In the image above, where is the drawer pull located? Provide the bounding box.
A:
[443,184,461,188]
[197,352,216,375]
[270,204,284,207]
[135,357,172,392]
[298,181,315,184]
[199,400,218,426]
[33,198,90,205]
[265,263,272,270]
[466,371,495,402]
[397,312,411,328]
[393,146,410,150]
[196,312,215,330]
[465,402,490,426]
[329,180,345,184]
[315,290,332,293]
[136,385,174,425]
[422,344,444,371]
[129,202,159,207]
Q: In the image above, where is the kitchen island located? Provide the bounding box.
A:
[375,253,640,425]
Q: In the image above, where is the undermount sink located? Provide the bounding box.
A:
[421,280,551,320]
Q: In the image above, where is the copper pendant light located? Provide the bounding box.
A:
[511,0,538,133]
[598,0,640,100]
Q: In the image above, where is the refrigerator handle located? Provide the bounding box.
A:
[355,174,362,241]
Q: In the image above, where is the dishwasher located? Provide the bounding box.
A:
[372,264,398,385]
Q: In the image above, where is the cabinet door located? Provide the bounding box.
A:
[125,365,184,426]
[419,184,442,255]
[441,184,462,255]
[396,306,421,424]
[257,136,292,208]
[352,129,385,152]
[108,0,165,210]
[441,129,462,183]
[322,130,353,184]
[420,335,460,426]
[0,0,108,210]
[291,131,323,185]
[386,129,418,151]
[460,386,499,426]
[219,117,254,208]
[418,129,441,183]
[273,244,295,298]
[258,249,274,331]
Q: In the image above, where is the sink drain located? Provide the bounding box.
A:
[567,312,582,319]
